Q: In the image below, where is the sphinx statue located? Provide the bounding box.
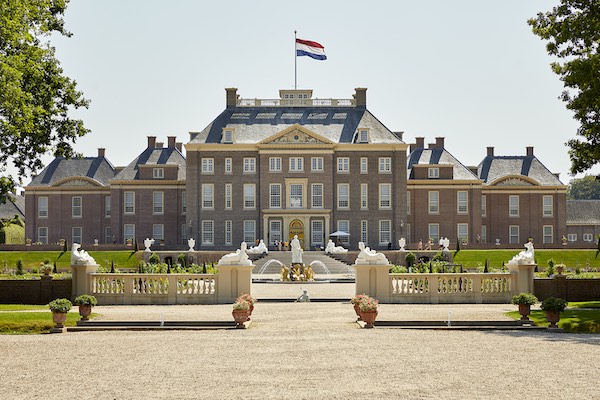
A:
[355,241,389,265]
[218,242,252,266]
[70,243,97,266]
[325,239,348,254]
[247,239,269,255]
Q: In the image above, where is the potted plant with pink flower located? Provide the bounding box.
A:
[358,296,379,328]
[232,300,250,328]
[350,294,369,321]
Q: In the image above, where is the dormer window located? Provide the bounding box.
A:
[222,129,234,144]
[428,167,440,179]
[153,168,164,179]
[358,129,369,143]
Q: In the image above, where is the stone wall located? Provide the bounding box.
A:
[534,275,600,301]
[0,277,72,304]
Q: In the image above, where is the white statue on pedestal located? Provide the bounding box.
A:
[144,238,154,252]
[325,239,348,254]
[398,238,406,251]
[291,235,303,264]
[218,242,252,266]
[70,243,96,266]
[247,239,268,255]
[188,238,195,252]
[442,237,450,251]
[355,242,389,265]
[507,239,535,265]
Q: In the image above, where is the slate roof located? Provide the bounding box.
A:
[189,107,404,145]
[113,146,186,181]
[407,148,479,180]
[27,157,115,187]
[0,195,25,220]
[567,200,600,224]
[478,156,564,186]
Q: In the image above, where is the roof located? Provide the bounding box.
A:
[567,200,600,225]
[0,195,25,220]
[189,107,404,145]
[113,146,186,181]
[478,156,564,186]
[27,157,115,187]
[408,148,479,180]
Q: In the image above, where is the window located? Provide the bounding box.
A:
[244,220,256,244]
[379,157,391,174]
[181,224,187,244]
[481,225,487,244]
[457,223,468,242]
[337,184,349,209]
[202,221,214,245]
[153,191,164,214]
[201,185,214,209]
[361,183,368,209]
[289,157,303,172]
[360,157,368,174]
[37,197,48,218]
[153,224,164,241]
[361,220,368,244]
[311,157,323,172]
[72,196,82,218]
[243,184,256,209]
[337,220,349,244]
[124,224,135,243]
[358,129,369,143]
[225,220,232,245]
[105,196,111,217]
[567,233,577,242]
[543,225,553,244]
[407,191,411,214]
[201,158,214,174]
[379,220,391,245]
[153,168,164,179]
[428,167,439,178]
[406,223,411,244]
[583,233,593,242]
[269,157,282,172]
[312,184,323,208]
[543,196,553,217]
[457,191,468,214]
[481,195,486,217]
[224,183,232,210]
[269,220,282,245]
[428,191,439,214]
[37,227,48,244]
[222,129,233,143]
[105,226,112,244]
[337,157,349,173]
[124,191,135,214]
[224,158,232,174]
[182,192,186,214]
[311,220,324,246]
[509,226,520,244]
[72,227,82,245]
[270,184,282,208]
[428,224,439,242]
[243,158,256,173]
[290,184,303,208]
[509,195,519,217]
[379,184,391,209]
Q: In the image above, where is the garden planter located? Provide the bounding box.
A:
[353,304,362,321]
[52,312,67,328]
[360,310,378,329]
[556,265,564,275]
[518,304,531,322]
[78,305,92,321]
[232,310,249,328]
[545,310,561,328]
[246,304,254,321]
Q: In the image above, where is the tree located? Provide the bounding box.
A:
[528,1,600,176]
[567,175,600,199]
[0,0,89,201]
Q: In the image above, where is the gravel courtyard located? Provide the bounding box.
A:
[1,301,599,400]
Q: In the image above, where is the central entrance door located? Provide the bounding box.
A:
[289,219,304,248]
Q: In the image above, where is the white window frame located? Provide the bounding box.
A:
[243,184,256,209]
[543,225,553,244]
[379,220,391,246]
[481,225,487,244]
[153,168,164,179]
[181,224,186,245]
[428,223,439,243]
[153,191,164,214]
[37,227,48,244]
[201,184,214,209]
[509,195,519,217]
[543,195,553,217]
[181,192,186,214]
[361,220,368,244]
[311,184,323,208]
[243,220,256,244]
[225,183,232,210]
[567,233,577,242]
[105,196,111,217]
[222,129,233,144]
[360,157,368,174]
[72,196,82,218]
[37,197,48,218]
[337,220,350,245]
[337,157,350,173]
[481,195,486,217]
[379,183,391,209]
[289,157,304,172]
[124,224,135,244]
[311,220,324,246]
[243,158,256,174]
[124,191,135,214]
[202,220,214,245]
[105,226,112,244]
[225,220,232,245]
[270,184,282,209]
[289,183,304,208]
[361,183,368,210]
[378,157,391,174]
[583,233,593,242]
[457,191,468,214]
[224,158,232,174]
[407,191,411,214]
[337,183,350,209]
[358,129,369,143]
[269,220,282,246]
[269,157,282,172]
[457,223,468,242]
[72,227,82,244]
[153,224,164,241]
[201,158,214,174]
[509,225,520,244]
[311,157,323,172]
[428,191,439,214]
[428,167,439,178]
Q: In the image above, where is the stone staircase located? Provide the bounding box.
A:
[252,251,355,278]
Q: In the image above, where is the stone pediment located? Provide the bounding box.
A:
[492,176,538,186]
[260,124,334,146]
[52,177,103,187]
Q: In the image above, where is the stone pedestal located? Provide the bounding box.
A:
[354,263,391,303]
[71,263,99,299]
[507,263,536,295]
[217,264,254,303]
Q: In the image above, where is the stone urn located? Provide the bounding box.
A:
[556,265,564,275]
[545,310,561,329]
[353,303,362,321]
[518,304,531,322]
[360,310,378,329]
[78,305,93,321]
[232,310,249,328]
[52,312,68,329]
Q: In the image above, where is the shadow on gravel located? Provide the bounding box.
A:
[480,329,600,346]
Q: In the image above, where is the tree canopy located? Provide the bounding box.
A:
[0,0,89,201]
[568,175,600,199]
[528,1,600,177]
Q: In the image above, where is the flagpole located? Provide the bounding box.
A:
[294,30,297,90]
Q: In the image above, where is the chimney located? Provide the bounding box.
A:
[97,148,105,158]
[354,88,367,108]
[487,147,494,157]
[225,87,238,108]
[175,142,183,152]
[435,137,445,149]
[428,142,436,149]
[147,136,157,148]
[167,136,176,148]
[416,137,425,148]
[526,146,534,156]
[155,142,164,149]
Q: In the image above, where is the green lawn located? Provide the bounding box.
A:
[0,310,96,334]
[506,301,600,333]
[0,304,47,311]
[452,249,600,270]
[0,250,142,272]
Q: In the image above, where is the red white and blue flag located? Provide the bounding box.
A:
[295,38,327,60]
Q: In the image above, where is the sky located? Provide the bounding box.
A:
[22,0,598,185]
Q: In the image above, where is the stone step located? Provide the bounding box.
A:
[358,320,547,330]
[253,251,354,275]
[68,320,249,331]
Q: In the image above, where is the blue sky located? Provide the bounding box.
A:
[33,0,596,184]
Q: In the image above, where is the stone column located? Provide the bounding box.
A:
[507,263,536,295]
[217,264,254,303]
[354,263,391,303]
[71,263,99,299]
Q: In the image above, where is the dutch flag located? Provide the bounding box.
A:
[296,38,327,60]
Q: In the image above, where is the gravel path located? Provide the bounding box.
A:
[1,303,599,400]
